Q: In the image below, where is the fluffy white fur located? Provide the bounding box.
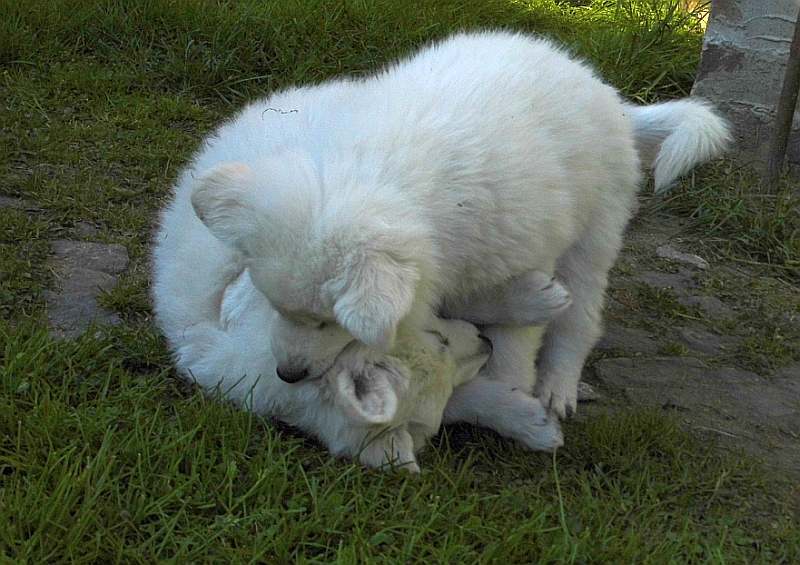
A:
[151,257,566,470]
[152,146,571,467]
[628,99,730,193]
[172,268,491,471]
[158,31,729,456]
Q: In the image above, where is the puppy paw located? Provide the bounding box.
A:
[505,271,571,325]
[535,376,578,419]
[500,392,565,452]
[358,427,420,473]
[516,411,564,452]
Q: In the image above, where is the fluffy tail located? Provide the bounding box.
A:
[627,99,731,193]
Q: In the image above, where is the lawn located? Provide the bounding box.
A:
[1,0,798,562]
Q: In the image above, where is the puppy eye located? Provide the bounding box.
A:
[425,329,449,347]
[317,321,328,330]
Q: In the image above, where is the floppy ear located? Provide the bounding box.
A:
[332,252,418,350]
[333,361,408,425]
[190,162,260,250]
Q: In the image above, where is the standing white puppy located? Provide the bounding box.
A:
[189,31,729,423]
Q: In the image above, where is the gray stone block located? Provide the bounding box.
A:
[45,240,129,338]
[692,0,800,166]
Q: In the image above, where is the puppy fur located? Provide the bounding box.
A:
[167,30,730,438]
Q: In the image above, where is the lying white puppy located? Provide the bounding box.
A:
[189,30,729,422]
[152,259,566,470]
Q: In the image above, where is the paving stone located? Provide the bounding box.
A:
[595,324,659,355]
[775,363,800,380]
[74,221,99,237]
[677,295,735,319]
[600,217,800,475]
[45,240,129,338]
[592,356,800,474]
[656,245,709,270]
[595,356,707,390]
[591,357,771,416]
[634,270,698,294]
[773,365,800,410]
[45,273,122,337]
[677,326,739,356]
[51,240,128,275]
[0,195,41,211]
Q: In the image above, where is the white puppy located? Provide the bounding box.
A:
[152,258,566,470]
[172,268,493,471]
[187,31,729,424]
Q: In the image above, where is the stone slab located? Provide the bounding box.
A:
[692,0,800,167]
[45,240,129,338]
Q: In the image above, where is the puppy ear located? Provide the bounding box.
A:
[333,360,408,425]
[190,162,260,250]
[332,252,418,350]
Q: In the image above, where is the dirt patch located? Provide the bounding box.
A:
[581,213,800,478]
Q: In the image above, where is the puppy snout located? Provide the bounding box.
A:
[478,334,493,355]
[276,366,310,383]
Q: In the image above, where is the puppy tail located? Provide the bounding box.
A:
[627,99,731,194]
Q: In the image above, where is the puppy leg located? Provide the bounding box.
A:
[441,270,571,326]
[443,374,563,452]
[535,217,623,418]
[443,325,563,451]
[480,324,542,392]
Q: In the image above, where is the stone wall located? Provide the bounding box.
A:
[692,0,800,168]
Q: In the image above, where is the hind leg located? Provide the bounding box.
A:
[441,279,565,450]
[480,324,541,392]
[443,374,563,452]
[534,216,626,418]
[443,325,564,452]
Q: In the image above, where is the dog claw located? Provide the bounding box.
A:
[537,380,579,420]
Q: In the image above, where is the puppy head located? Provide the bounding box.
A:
[325,318,491,471]
[391,317,492,392]
[191,159,428,379]
[255,243,420,382]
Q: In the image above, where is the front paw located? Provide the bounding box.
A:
[358,427,420,473]
[505,272,572,325]
[535,377,578,419]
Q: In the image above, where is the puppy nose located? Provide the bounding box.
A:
[276,366,310,383]
[478,334,493,355]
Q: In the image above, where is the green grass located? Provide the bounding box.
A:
[3,322,797,562]
[656,162,800,274]
[726,278,800,373]
[658,341,690,357]
[1,0,798,561]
